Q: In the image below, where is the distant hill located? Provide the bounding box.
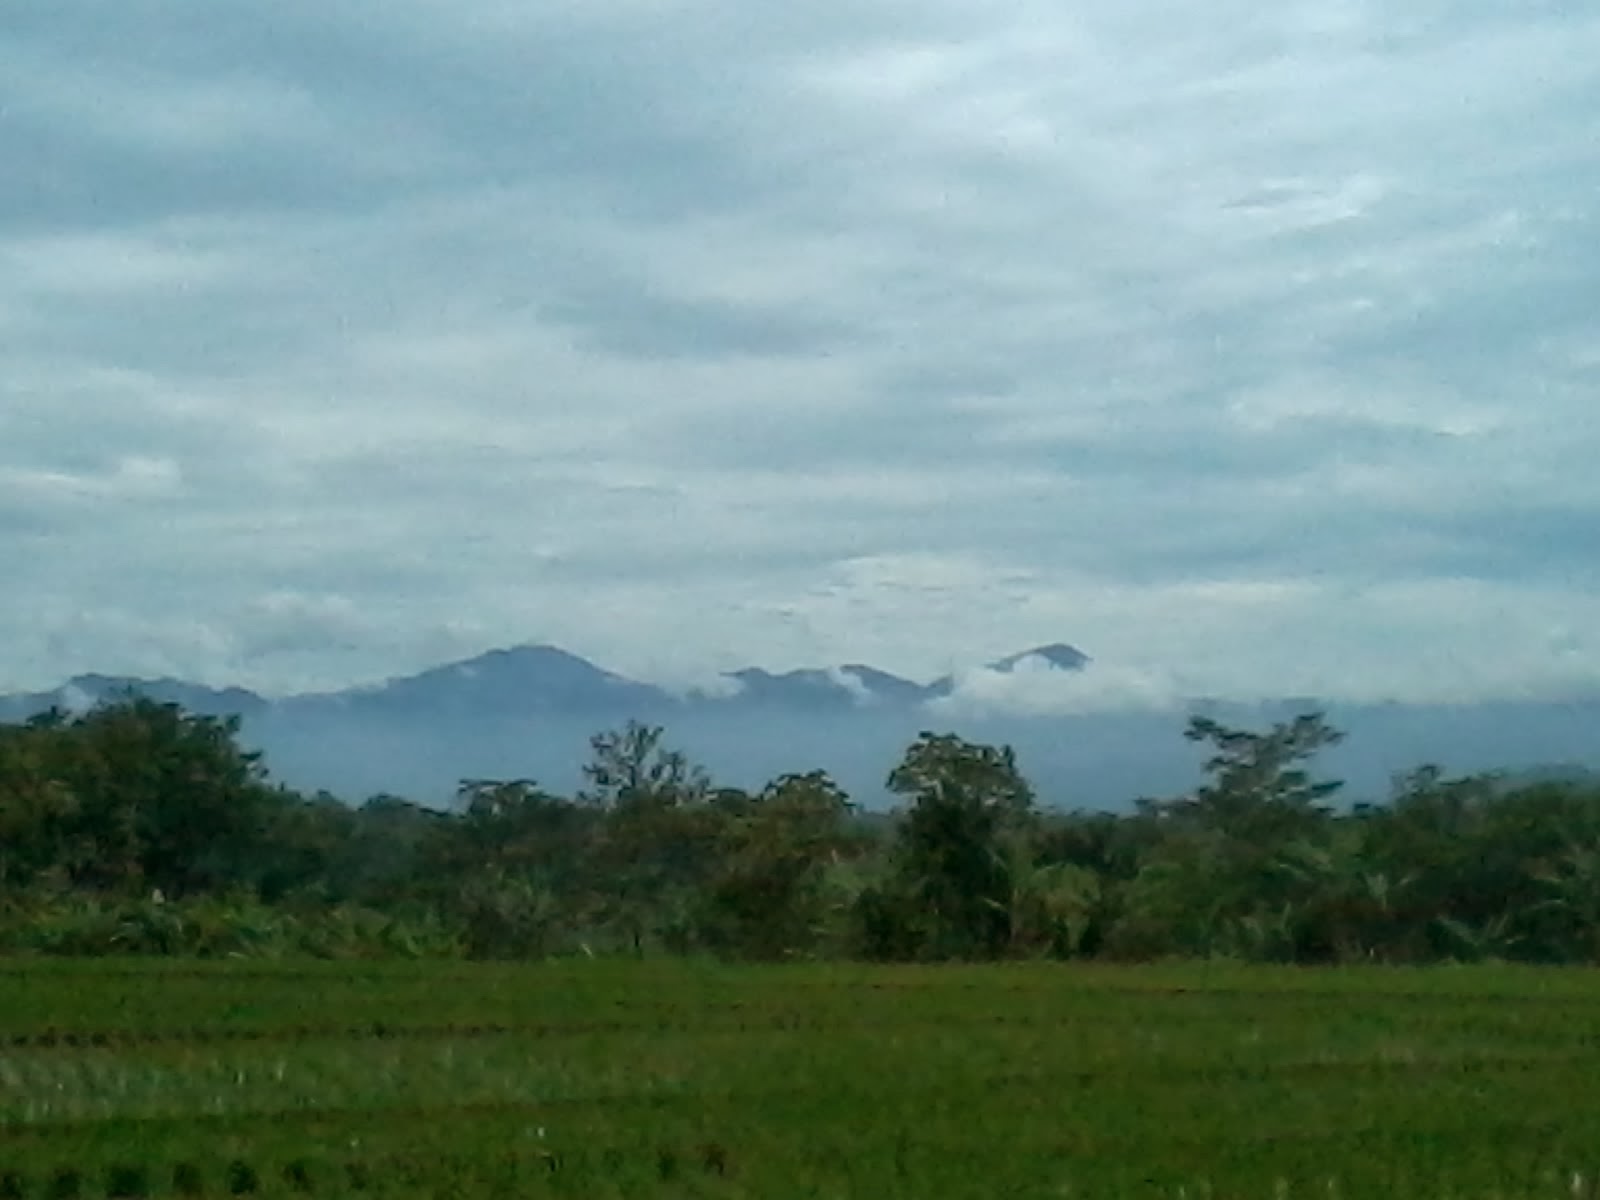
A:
[0,641,1090,724]
[287,644,670,718]
[0,674,270,724]
[1491,763,1600,789]
[4,641,1600,812]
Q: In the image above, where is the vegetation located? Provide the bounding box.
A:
[6,696,1600,1193]
[3,958,1600,1197]
[3,692,1600,965]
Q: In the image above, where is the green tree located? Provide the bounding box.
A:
[1164,711,1344,841]
[338,794,453,908]
[248,789,356,904]
[0,722,83,890]
[706,770,856,960]
[886,731,1038,960]
[1035,808,1156,957]
[1108,712,1344,962]
[1360,766,1510,961]
[580,723,721,955]
[430,778,598,957]
[579,722,710,812]
[449,778,595,887]
[9,696,284,898]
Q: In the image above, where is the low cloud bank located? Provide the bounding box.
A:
[930,656,1188,718]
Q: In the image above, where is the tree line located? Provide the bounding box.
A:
[2,693,1598,964]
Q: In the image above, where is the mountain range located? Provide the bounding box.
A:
[4,642,1599,810]
[0,641,1095,724]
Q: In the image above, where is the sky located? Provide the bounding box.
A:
[3,1,1598,707]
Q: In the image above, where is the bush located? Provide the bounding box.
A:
[0,888,464,960]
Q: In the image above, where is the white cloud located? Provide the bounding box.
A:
[56,684,99,716]
[1,1,1598,702]
[931,660,1187,718]
[1,233,238,296]
[0,456,183,507]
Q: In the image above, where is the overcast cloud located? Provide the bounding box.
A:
[3,0,1598,704]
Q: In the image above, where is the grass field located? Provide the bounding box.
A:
[1,959,1599,1198]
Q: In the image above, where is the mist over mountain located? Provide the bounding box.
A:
[5,642,1599,810]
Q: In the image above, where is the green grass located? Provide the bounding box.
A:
[1,959,1598,1197]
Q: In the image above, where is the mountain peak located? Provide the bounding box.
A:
[3,639,1099,727]
[465,643,612,673]
[718,662,929,709]
[988,643,1091,673]
[319,642,668,715]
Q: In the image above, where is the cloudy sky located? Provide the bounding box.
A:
[3,0,1598,704]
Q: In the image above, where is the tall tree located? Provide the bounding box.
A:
[1109,712,1344,961]
[14,696,283,897]
[581,723,720,954]
[706,770,856,960]
[0,722,82,890]
[1164,711,1344,841]
[886,731,1038,960]
[579,722,710,812]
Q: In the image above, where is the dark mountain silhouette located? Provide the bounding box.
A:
[0,641,1093,725]
[287,644,672,718]
[926,642,1091,698]
[711,663,933,710]
[991,643,1090,672]
[0,674,269,723]
[4,642,1600,811]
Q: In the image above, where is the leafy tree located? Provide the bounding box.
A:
[1162,711,1344,841]
[1359,766,1509,960]
[452,869,569,959]
[579,722,710,812]
[0,723,83,889]
[581,723,721,954]
[449,778,595,887]
[1472,779,1600,962]
[337,794,453,907]
[706,770,856,960]
[1527,838,1600,962]
[1109,713,1344,961]
[1035,809,1157,956]
[13,687,1600,969]
[886,731,1038,960]
[1265,826,1414,963]
[1003,858,1102,958]
[3,696,284,898]
[426,779,599,957]
[249,790,357,904]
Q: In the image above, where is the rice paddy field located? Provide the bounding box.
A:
[2,960,1599,1198]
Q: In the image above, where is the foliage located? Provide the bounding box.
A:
[702,770,858,960]
[0,697,284,897]
[0,887,456,958]
[885,731,1037,959]
[6,696,1600,967]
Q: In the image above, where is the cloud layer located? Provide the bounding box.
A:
[3,1,1598,702]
